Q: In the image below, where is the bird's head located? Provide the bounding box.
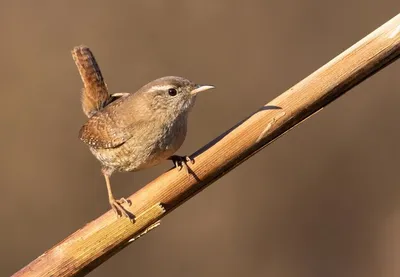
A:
[139,76,214,118]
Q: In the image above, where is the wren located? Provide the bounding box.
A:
[72,46,214,219]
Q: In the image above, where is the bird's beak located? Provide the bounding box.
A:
[190,85,215,95]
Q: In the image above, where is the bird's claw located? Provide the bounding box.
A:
[109,197,134,222]
[168,155,194,176]
[117,197,132,206]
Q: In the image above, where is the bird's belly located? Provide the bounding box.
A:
[90,123,186,172]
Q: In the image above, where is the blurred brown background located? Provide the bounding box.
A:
[1,1,399,277]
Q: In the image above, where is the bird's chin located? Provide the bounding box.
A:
[173,96,196,116]
[184,96,197,111]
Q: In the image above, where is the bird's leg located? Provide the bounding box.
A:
[168,155,194,176]
[102,168,133,221]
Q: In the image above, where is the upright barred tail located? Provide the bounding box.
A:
[71,45,111,117]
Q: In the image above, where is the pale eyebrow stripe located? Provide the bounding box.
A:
[147,85,175,92]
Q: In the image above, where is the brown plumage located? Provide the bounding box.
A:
[72,46,214,219]
[71,46,112,117]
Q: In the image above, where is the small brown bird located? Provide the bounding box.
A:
[72,46,214,219]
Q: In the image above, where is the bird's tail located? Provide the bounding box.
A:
[71,45,111,117]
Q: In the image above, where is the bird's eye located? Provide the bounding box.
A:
[168,88,177,96]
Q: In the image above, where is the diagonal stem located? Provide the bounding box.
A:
[13,13,400,277]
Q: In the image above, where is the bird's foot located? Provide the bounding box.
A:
[168,155,194,176]
[109,197,134,222]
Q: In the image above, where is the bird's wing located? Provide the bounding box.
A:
[79,90,150,149]
[79,111,137,149]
